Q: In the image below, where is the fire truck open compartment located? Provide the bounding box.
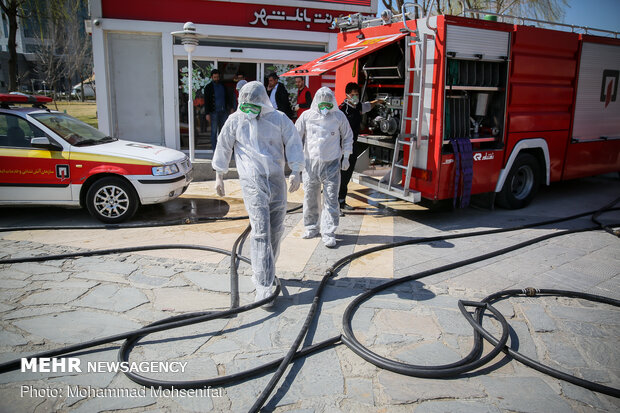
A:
[357,39,408,163]
[443,57,508,150]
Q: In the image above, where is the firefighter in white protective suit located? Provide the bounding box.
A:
[212,81,304,305]
[295,87,353,248]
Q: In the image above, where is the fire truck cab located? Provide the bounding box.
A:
[283,5,620,209]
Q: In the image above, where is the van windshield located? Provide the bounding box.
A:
[30,112,116,146]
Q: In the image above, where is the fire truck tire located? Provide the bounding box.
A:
[86,177,139,223]
[496,153,541,209]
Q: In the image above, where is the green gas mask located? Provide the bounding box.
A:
[239,103,262,116]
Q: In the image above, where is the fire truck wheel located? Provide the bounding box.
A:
[496,153,541,209]
[86,177,139,223]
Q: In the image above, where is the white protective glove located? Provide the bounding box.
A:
[288,171,302,193]
[341,156,351,171]
[215,173,225,197]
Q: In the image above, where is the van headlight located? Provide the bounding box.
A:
[152,164,179,176]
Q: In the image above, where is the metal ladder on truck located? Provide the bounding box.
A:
[357,30,432,203]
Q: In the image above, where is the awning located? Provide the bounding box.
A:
[281,33,407,77]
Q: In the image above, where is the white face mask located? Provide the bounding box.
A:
[347,94,360,105]
[243,111,259,120]
[320,108,330,116]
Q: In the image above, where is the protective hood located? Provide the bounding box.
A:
[237,81,275,116]
[310,87,338,115]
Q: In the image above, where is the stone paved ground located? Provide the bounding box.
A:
[0,174,619,412]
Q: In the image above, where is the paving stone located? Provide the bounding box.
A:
[0,387,60,413]
[7,263,62,275]
[69,393,156,413]
[139,266,177,278]
[521,303,556,332]
[142,319,228,361]
[573,337,619,369]
[344,377,374,405]
[274,347,344,406]
[21,287,90,305]
[128,273,169,287]
[184,271,255,293]
[71,258,138,276]
[377,371,484,404]
[13,310,142,344]
[415,400,501,413]
[29,272,70,282]
[560,382,609,410]
[152,288,230,312]
[479,376,573,412]
[3,306,69,320]
[433,308,473,336]
[395,341,462,366]
[0,330,28,346]
[72,285,148,312]
[1,279,30,289]
[0,302,16,312]
[204,338,240,354]
[0,269,31,280]
[372,309,441,338]
[560,320,611,338]
[547,306,620,325]
[72,270,130,284]
[507,320,539,360]
[168,391,215,412]
[540,334,588,368]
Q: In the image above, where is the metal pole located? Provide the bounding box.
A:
[187,51,195,162]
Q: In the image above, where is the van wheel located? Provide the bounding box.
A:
[86,177,139,223]
[496,153,541,209]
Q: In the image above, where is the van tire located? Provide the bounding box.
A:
[86,177,139,223]
[496,153,541,209]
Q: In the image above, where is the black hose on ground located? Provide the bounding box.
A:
[0,199,618,412]
[471,288,620,398]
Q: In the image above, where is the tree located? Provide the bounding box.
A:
[0,0,27,91]
[30,0,68,98]
[381,0,568,23]
[61,0,92,101]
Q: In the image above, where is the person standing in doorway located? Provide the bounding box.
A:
[266,72,294,120]
[338,82,382,213]
[294,76,312,120]
[204,69,233,150]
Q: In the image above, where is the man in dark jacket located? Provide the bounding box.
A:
[266,72,294,119]
[204,69,233,150]
[338,82,382,213]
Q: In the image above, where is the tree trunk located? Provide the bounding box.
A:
[7,3,19,91]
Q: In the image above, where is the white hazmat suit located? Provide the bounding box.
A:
[212,81,304,301]
[295,87,353,247]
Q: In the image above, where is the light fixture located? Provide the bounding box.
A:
[171,22,207,162]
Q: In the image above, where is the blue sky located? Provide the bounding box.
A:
[377,0,620,33]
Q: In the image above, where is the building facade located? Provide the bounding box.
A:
[89,0,377,157]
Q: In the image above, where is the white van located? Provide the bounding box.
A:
[71,82,95,99]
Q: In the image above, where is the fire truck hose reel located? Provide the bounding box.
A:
[0,198,618,412]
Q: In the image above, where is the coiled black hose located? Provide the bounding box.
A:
[0,200,618,412]
[472,288,620,398]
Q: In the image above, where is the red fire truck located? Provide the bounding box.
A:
[283,5,620,208]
